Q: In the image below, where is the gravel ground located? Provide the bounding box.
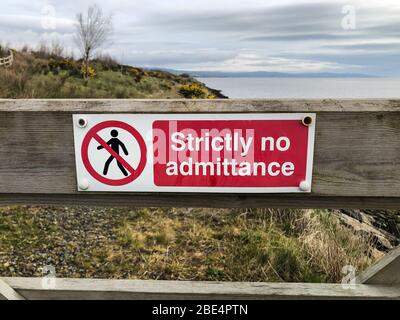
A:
[0,206,130,278]
[0,206,380,282]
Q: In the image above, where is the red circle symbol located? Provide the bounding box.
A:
[81,120,147,186]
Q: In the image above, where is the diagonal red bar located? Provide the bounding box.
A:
[93,133,136,175]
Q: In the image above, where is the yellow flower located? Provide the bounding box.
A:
[179,84,208,99]
[80,64,97,78]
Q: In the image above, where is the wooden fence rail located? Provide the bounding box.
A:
[0,99,399,300]
[1,277,399,300]
[0,50,13,67]
[1,99,400,208]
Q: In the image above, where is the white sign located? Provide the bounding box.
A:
[73,114,316,193]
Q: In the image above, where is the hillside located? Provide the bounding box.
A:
[0,49,226,99]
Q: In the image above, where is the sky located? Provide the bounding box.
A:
[1,0,400,75]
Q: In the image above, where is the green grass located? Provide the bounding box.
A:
[0,51,222,99]
[0,206,377,282]
[21,70,183,99]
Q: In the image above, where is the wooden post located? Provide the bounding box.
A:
[357,246,400,285]
[0,50,13,67]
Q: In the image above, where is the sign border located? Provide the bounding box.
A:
[73,114,316,193]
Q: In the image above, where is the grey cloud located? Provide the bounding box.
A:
[322,42,400,51]
[1,0,399,75]
[244,33,351,42]
[123,49,234,67]
[139,2,400,48]
[0,14,74,34]
[139,3,344,36]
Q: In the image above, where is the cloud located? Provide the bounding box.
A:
[0,0,399,75]
[121,48,233,67]
[170,52,354,72]
[322,42,400,53]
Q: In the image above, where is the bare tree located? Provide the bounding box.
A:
[51,38,64,57]
[74,5,112,78]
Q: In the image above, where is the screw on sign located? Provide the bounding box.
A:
[80,120,147,186]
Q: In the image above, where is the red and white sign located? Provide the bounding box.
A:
[81,120,147,186]
[73,114,315,193]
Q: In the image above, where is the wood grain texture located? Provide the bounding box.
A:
[0,279,25,300]
[357,246,400,285]
[1,99,400,113]
[2,277,400,300]
[2,194,400,209]
[1,99,400,208]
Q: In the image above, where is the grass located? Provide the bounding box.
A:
[0,50,223,99]
[0,206,378,282]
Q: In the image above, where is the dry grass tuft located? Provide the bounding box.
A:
[0,206,379,282]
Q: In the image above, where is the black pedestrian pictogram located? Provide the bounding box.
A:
[97,129,129,176]
[81,120,147,186]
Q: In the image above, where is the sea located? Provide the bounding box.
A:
[197,77,400,99]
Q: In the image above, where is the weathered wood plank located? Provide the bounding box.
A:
[357,246,400,285]
[1,100,400,208]
[1,99,400,113]
[2,194,400,209]
[2,277,399,300]
[0,279,25,300]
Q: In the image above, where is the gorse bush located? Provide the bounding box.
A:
[80,64,97,78]
[178,84,218,99]
[127,68,146,82]
[179,84,212,99]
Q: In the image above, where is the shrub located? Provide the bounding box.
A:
[0,69,28,97]
[114,86,128,98]
[94,54,120,71]
[128,68,145,82]
[80,64,97,78]
[137,78,156,93]
[48,58,79,75]
[68,68,80,77]
[59,59,77,71]
[179,84,209,99]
